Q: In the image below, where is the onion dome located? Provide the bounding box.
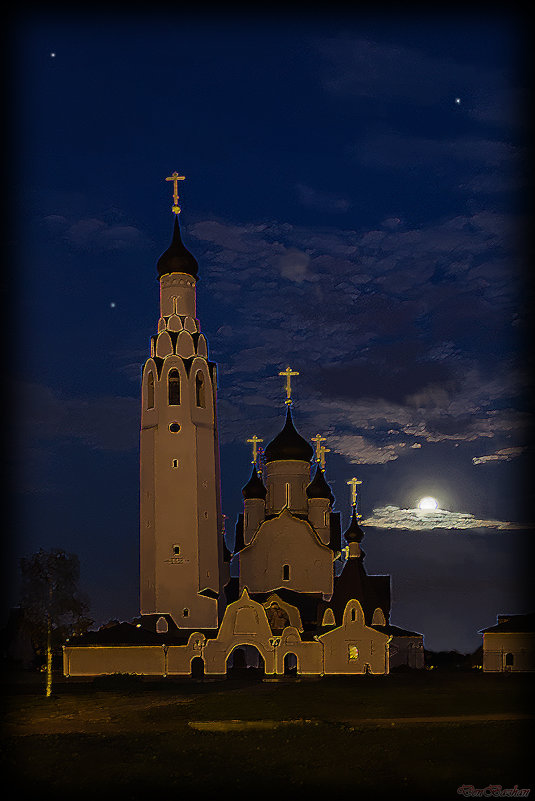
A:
[306,463,335,506]
[242,465,267,500]
[157,215,199,280]
[343,507,364,543]
[264,407,314,464]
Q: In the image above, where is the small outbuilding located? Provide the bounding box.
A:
[480,613,535,672]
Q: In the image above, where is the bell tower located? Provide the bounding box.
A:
[140,174,224,629]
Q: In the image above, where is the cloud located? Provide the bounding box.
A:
[43,214,149,251]
[277,247,311,283]
[472,446,526,465]
[13,380,139,452]
[363,505,529,531]
[316,36,519,128]
[295,183,350,213]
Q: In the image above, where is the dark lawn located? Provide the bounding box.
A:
[2,672,533,799]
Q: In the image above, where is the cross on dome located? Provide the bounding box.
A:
[347,477,362,511]
[246,435,264,466]
[278,366,299,406]
[165,171,186,214]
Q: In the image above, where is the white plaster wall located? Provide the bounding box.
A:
[239,508,333,596]
[483,632,535,672]
[63,646,166,676]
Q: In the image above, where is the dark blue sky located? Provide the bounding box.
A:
[8,11,532,652]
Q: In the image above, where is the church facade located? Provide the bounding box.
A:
[63,192,424,678]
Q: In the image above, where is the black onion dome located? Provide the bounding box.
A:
[242,465,267,500]
[264,407,314,464]
[157,215,199,280]
[306,463,335,505]
[343,507,364,543]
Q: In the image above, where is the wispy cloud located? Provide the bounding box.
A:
[472,446,526,465]
[363,505,529,531]
[43,214,149,251]
[14,380,139,453]
[316,35,519,128]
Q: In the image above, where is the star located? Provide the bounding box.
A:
[50,52,56,58]
[455,97,461,104]
[110,302,116,308]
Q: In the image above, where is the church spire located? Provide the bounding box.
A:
[157,171,199,280]
[264,405,313,464]
[157,214,199,280]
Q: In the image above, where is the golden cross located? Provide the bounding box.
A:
[279,366,299,405]
[347,477,362,509]
[165,171,186,214]
[246,435,263,465]
[318,445,330,471]
[311,433,327,463]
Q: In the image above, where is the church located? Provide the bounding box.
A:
[63,177,424,678]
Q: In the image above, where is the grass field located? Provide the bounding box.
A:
[2,671,533,799]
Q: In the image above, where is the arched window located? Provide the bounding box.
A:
[505,652,514,666]
[156,616,168,634]
[351,608,356,621]
[168,369,180,405]
[282,564,290,581]
[195,371,206,408]
[147,372,155,409]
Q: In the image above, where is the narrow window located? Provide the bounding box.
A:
[183,608,189,618]
[351,608,356,621]
[285,482,291,507]
[195,371,205,408]
[282,564,290,581]
[168,369,180,405]
[172,459,179,468]
[147,372,155,409]
[173,545,180,555]
[505,652,514,666]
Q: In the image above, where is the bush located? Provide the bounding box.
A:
[92,673,145,691]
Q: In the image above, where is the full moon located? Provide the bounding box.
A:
[418,496,438,510]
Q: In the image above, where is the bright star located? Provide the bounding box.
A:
[110,302,116,308]
[50,52,56,58]
[455,97,461,104]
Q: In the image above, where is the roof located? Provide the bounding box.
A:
[480,613,535,633]
[242,465,267,500]
[264,407,313,464]
[372,623,423,637]
[330,559,391,626]
[343,507,364,543]
[306,463,335,504]
[157,215,199,280]
[65,619,219,647]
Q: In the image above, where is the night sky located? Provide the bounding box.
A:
[8,12,532,652]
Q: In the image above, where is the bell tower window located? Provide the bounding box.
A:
[282,564,290,581]
[195,371,206,408]
[168,369,180,405]
[147,372,155,409]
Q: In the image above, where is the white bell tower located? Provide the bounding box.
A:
[140,174,224,629]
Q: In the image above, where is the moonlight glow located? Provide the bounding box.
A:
[418,496,439,510]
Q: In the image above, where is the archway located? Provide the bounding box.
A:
[191,656,205,679]
[226,645,265,679]
[283,652,298,676]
